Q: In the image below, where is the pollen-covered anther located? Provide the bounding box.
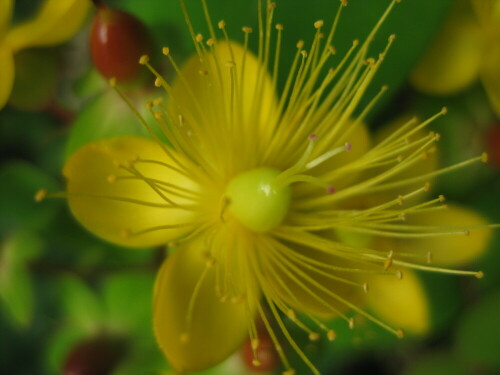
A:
[328,45,336,54]
[153,111,163,120]
[424,182,431,192]
[438,194,446,202]
[154,77,162,87]
[251,338,260,350]
[352,39,359,47]
[301,50,308,58]
[35,189,47,202]
[384,250,394,270]
[138,55,150,65]
[153,97,163,106]
[206,38,216,46]
[268,2,277,10]
[296,40,304,49]
[252,359,262,367]
[389,34,396,42]
[146,101,154,110]
[195,33,203,42]
[108,77,117,87]
[242,26,253,33]
[275,24,283,31]
[481,152,489,163]
[314,20,324,29]
[308,332,320,341]
[121,228,132,239]
[396,329,405,338]
[218,20,226,29]
[441,106,448,115]
[162,46,170,56]
[475,271,484,279]
[283,370,296,375]
[348,318,355,329]
[421,151,429,159]
[327,330,337,341]
[107,174,117,184]
[287,309,297,321]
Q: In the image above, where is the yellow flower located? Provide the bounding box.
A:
[42,1,494,374]
[410,0,500,118]
[0,0,90,109]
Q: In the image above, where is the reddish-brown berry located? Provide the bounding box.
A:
[90,3,153,82]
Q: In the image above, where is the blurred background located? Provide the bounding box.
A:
[1,0,499,374]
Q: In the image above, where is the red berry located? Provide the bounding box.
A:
[90,3,153,83]
[240,330,280,372]
[63,335,127,375]
[485,126,500,169]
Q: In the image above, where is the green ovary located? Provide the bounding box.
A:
[225,167,291,232]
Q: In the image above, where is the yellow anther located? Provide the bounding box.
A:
[146,101,154,110]
[301,50,308,58]
[309,332,320,341]
[283,370,296,375]
[481,152,489,163]
[198,69,209,76]
[251,338,260,350]
[424,182,431,192]
[287,309,297,321]
[121,229,132,239]
[162,47,170,56]
[340,0,348,6]
[328,45,336,54]
[475,271,484,279]
[35,189,47,202]
[153,97,164,106]
[441,106,448,115]
[438,195,446,202]
[396,329,404,338]
[388,34,396,42]
[396,270,403,280]
[275,24,283,31]
[225,61,236,68]
[296,40,304,49]
[206,38,216,46]
[180,333,190,343]
[154,78,162,87]
[353,39,359,47]
[327,330,337,341]
[242,26,253,33]
[195,34,203,42]
[139,55,150,65]
[252,359,262,367]
[314,20,324,29]
[348,318,355,329]
[108,77,117,87]
[107,174,117,184]
[268,2,276,10]
[218,20,226,29]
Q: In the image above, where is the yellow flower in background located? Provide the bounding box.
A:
[410,0,500,118]
[0,0,90,109]
[41,0,495,373]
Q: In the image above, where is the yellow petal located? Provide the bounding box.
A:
[6,0,90,51]
[366,269,429,335]
[63,137,199,248]
[169,41,278,146]
[0,0,13,36]
[480,42,500,118]
[393,204,491,267]
[0,45,14,109]
[154,236,251,372]
[410,0,483,95]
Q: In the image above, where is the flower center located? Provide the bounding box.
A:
[225,167,291,232]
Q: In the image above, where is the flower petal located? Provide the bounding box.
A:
[410,0,483,95]
[0,45,14,109]
[0,0,13,36]
[63,136,199,248]
[169,41,278,146]
[394,204,491,267]
[6,0,90,51]
[366,269,429,335]
[154,236,251,372]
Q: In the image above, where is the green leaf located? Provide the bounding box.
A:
[0,162,59,233]
[9,48,57,111]
[456,289,500,370]
[60,276,103,332]
[0,232,42,326]
[102,272,155,336]
[402,353,468,375]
